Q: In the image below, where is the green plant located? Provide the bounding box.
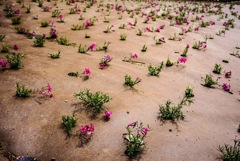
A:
[6,52,25,69]
[141,44,147,52]
[213,64,222,74]
[74,89,111,113]
[1,44,10,53]
[49,51,60,59]
[166,57,173,67]
[61,114,77,136]
[16,82,32,97]
[26,5,31,13]
[185,86,194,97]
[11,17,21,25]
[52,9,61,17]
[148,62,164,76]
[120,34,127,40]
[218,138,240,161]
[78,44,90,53]
[159,96,194,121]
[33,36,45,47]
[68,71,79,77]
[37,0,43,7]
[204,74,217,87]
[41,21,49,27]
[119,24,125,29]
[57,37,71,46]
[0,34,6,42]
[123,122,151,158]
[124,75,141,88]
[136,29,142,36]
[97,41,111,51]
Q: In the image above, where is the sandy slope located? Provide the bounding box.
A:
[0,0,240,160]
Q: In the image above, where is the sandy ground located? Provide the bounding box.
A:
[0,0,240,161]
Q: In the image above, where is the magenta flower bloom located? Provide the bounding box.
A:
[178,57,187,63]
[46,83,52,93]
[142,127,149,136]
[128,22,133,26]
[15,9,20,14]
[222,83,231,91]
[186,44,190,48]
[80,124,94,137]
[57,15,63,19]
[225,71,231,78]
[90,44,96,51]
[128,122,137,127]
[84,68,91,75]
[160,24,165,29]
[155,28,160,32]
[132,53,138,59]
[41,91,46,95]
[145,27,151,32]
[0,59,7,68]
[104,111,112,119]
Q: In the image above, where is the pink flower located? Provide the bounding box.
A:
[104,111,112,119]
[89,44,96,51]
[80,124,94,137]
[186,44,190,48]
[99,63,105,68]
[49,93,53,98]
[0,59,7,68]
[128,122,137,127]
[57,15,63,19]
[46,83,52,93]
[128,22,133,26]
[160,24,165,29]
[132,53,138,59]
[203,44,207,49]
[222,83,231,91]
[142,127,149,136]
[84,68,91,75]
[41,91,46,95]
[225,71,231,78]
[145,27,151,32]
[178,57,187,63]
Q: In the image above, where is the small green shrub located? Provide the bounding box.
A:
[136,29,142,36]
[120,34,127,40]
[33,36,45,47]
[78,44,90,53]
[159,96,194,121]
[0,34,6,42]
[52,9,61,17]
[148,62,164,76]
[26,5,31,13]
[204,74,217,87]
[49,51,60,59]
[141,44,147,52]
[6,52,25,69]
[16,82,32,97]
[11,17,21,25]
[38,0,43,7]
[185,86,194,97]
[218,139,240,161]
[41,21,49,27]
[62,114,77,136]
[213,64,222,74]
[57,37,71,46]
[1,44,10,53]
[74,89,111,113]
[124,75,141,88]
[166,57,173,67]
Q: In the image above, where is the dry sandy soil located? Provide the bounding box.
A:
[0,0,240,161]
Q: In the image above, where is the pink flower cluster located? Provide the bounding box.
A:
[84,68,91,75]
[104,111,112,120]
[222,83,231,91]
[225,71,231,78]
[99,55,112,68]
[41,83,53,97]
[0,59,8,68]
[89,44,96,51]
[178,57,187,63]
[132,53,138,59]
[80,124,94,138]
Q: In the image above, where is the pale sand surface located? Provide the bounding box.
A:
[0,0,240,161]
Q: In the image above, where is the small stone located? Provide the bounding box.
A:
[169,129,172,132]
